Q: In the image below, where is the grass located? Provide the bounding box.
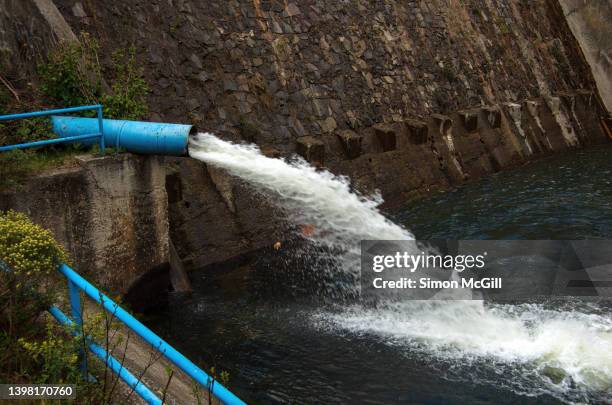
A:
[0,148,81,190]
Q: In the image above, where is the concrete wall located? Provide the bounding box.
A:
[0,154,169,294]
[558,0,612,113]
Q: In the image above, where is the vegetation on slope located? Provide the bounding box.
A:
[0,33,149,190]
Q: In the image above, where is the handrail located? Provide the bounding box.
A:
[0,105,105,155]
[0,258,160,402]
[58,263,246,405]
[48,306,162,405]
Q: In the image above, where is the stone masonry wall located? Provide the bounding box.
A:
[1,0,610,276]
[53,0,604,142]
[52,0,609,270]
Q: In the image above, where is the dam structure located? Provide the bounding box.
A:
[0,0,611,404]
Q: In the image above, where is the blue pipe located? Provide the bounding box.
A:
[48,306,162,405]
[52,116,193,156]
[58,264,246,405]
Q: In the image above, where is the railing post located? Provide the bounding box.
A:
[97,105,105,156]
[67,279,88,379]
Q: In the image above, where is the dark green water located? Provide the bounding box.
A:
[148,144,612,405]
[394,145,612,240]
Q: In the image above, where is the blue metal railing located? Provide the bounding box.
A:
[51,263,246,405]
[48,306,162,404]
[0,105,105,155]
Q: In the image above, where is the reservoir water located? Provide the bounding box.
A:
[149,139,612,404]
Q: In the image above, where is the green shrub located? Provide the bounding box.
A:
[0,117,54,147]
[15,118,54,143]
[18,322,81,384]
[102,46,149,120]
[0,210,68,292]
[1,35,150,188]
[0,212,107,402]
[0,211,69,382]
[38,33,102,108]
[38,34,149,121]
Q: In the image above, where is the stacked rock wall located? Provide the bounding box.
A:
[52,0,609,269]
[52,0,605,142]
[1,0,610,276]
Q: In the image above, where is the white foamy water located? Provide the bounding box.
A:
[189,134,611,403]
[190,133,413,279]
[315,301,612,402]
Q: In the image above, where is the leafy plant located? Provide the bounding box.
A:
[18,321,81,384]
[16,118,54,143]
[38,33,102,107]
[102,46,149,120]
[0,210,69,284]
[38,34,149,120]
[0,210,69,322]
[0,36,151,188]
[0,117,54,147]
[0,211,70,389]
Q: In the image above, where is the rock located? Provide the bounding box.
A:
[72,2,87,18]
[186,98,200,111]
[337,130,362,159]
[312,99,329,117]
[459,110,479,132]
[190,54,203,70]
[274,125,292,140]
[223,80,238,92]
[207,167,236,213]
[270,20,283,34]
[261,146,281,158]
[319,36,330,51]
[319,116,337,133]
[174,83,185,97]
[296,136,325,165]
[405,120,428,144]
[196,71,210,83]
[288,117,307,136]
[284,3,301,17]
[373,124,397,151]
